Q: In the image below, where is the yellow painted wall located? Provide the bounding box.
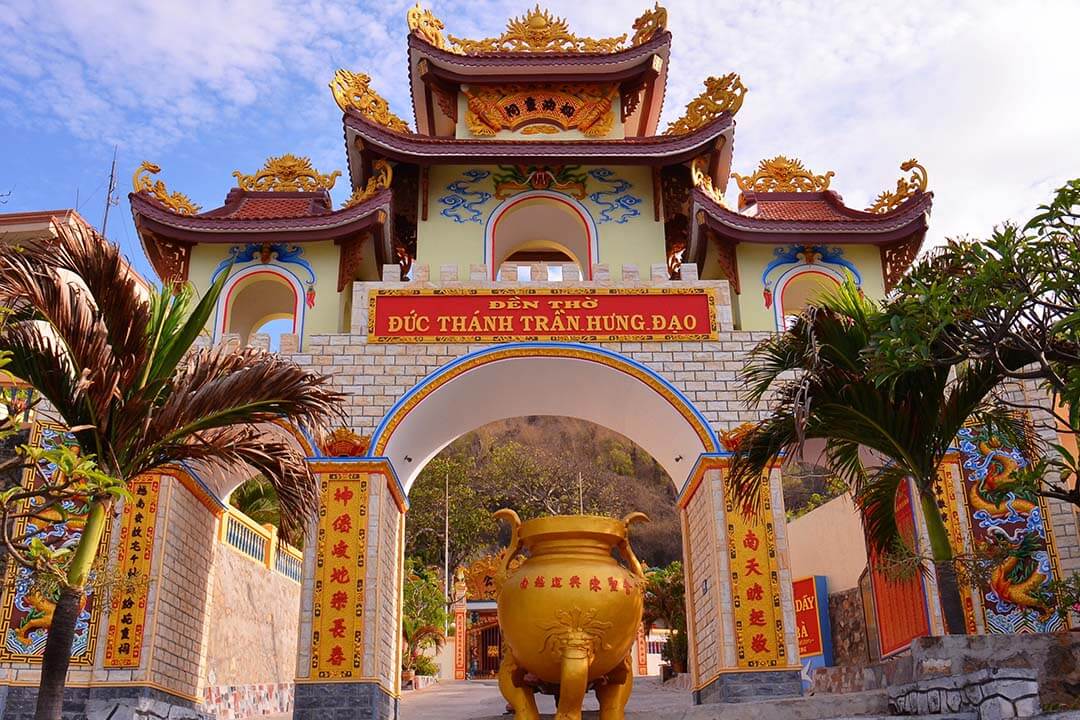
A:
[455,86,624,140]
[187,240,345,340]
[730,243,886,331]
[786,494,867,592]
[421,164,663,280]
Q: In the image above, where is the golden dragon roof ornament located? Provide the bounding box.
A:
[448,5,627,53]
[342,159,394,208]
[232,154,341,192]
[664,73,747,135]
[866,159,928,214]
[132,162,200,215]
[408,4,667,55]
[330,69,411,133]
[691,155,725,206]
[732,156,834,193]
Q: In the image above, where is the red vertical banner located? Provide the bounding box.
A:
[310,472,369,678]
[453,604,468,680]
[869,481,930,656]
[635,624,649,676]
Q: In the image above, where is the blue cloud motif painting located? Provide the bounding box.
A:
[587,168,641,224]
[439,170,493,224]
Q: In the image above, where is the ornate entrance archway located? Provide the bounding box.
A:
[293,343,801,717]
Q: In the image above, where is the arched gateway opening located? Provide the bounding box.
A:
[371,343,719,491]
[293,344,801,718]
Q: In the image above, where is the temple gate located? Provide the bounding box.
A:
[2,4,1074,720]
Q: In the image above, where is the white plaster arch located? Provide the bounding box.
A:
[771,265,844,329]
[213,264,307,345]
[483,191,599,280]
[368,343,719,493]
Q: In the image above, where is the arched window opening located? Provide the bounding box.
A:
[217,269,303,347]
[777,269,841,328]
[486,192,596,280]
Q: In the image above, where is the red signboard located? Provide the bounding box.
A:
[368,288,717,343]
[793,577,824,658]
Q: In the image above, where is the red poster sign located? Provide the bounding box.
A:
[368,288,717,343]
[793,577,823,657]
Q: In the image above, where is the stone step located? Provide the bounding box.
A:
[471,689,979,720]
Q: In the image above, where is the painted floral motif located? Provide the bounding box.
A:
[439,170,493,224]
[586,169,641,224]
[956,426,1064,634]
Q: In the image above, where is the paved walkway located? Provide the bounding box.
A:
[400,676,692,719]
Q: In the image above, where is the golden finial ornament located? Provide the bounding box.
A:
[231,154,341,193]
[691,155,725,206]
[866,159,928,214]
[664,73,748,135]
[731,156,834,193]
[329,69,411,133]
[342,159,394,208]
[132,161,201,215]
[407,4,458,52]
[631,3,667,46]
[448,5,627,53]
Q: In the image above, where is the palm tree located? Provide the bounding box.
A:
[229,475,283,529]
[0,223,341,720]
[727,282,1018,635]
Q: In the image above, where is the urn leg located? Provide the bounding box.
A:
[498,648,540,720]
[595,654,633,720]
[555,653,589,720]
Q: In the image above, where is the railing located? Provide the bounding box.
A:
[220,508,302,583]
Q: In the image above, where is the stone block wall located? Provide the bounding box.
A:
[828,587,870,667]
[201,539,300,718]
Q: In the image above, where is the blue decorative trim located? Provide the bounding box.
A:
[761,244,861,287]
[366,342,720,457]
[176,461,228,510]
[211,243,316,285]
[439,169,493,223]
[586,168,641,224]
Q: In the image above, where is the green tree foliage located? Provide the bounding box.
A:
[229,476,282,529]
[873,179,1080,508]
[728,282,1018,634]
[405,416,682,572]
[642,561,688,672]
[0,224,341,720]
[401,559,448,674]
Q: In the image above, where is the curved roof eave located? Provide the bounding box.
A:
[343,111,734,166]
[129,190,392,245]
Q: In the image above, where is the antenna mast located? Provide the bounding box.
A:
[100,145,119,236]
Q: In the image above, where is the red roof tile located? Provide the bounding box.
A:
[227,197,323,220]
[751,199,848,222]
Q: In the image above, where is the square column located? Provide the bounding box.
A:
[678,458,801,704]
[294,462,405,720]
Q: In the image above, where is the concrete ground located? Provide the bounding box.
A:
[400,676,692,719]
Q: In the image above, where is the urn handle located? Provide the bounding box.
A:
[619,512,650,580]
[493,508,522,588]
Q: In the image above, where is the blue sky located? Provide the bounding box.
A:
[1,0,1078,282]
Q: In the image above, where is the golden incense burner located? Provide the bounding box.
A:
[494,509,648,720]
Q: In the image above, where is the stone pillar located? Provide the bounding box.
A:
[678,459,801,705]
[294,463,405,720]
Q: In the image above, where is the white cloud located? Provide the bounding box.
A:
[1,0,1077,251]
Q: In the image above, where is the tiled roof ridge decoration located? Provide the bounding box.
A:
[132,162,201,215]
[731,156,835,195]
[231,154,341,193]
[407,3,667,55]
[866,159,928,214]
[664,73,747,135]
[342,159,394,209]
[330,69,412,134]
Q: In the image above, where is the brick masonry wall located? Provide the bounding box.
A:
[147,475,217,699]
